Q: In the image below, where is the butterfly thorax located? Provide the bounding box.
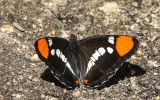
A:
[69,34,84,86]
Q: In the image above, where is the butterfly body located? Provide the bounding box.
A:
[35,34,139,89]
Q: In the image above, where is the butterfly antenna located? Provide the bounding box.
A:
[73,8,89,34]
[50,9,67,32]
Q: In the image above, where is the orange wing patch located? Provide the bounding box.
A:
[75,80,79,85]
[37,38,49,59]
[84,79,88,84]
[116,36,134,56]
[68,35,72,39]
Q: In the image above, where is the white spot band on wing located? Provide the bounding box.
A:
[98,47,106,55]
[91,57,96,62]
[48,38,53,47]
[60,54,65,62]
[92,50,101,60]
[55,49,75,75]
[108,36,114,44]
[66,62,75,75]
[107,47,113,54]
[85,47,106,75]
[51,49,55,56]
[56,49,60,57]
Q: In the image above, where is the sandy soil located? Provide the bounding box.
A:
[0,0,160,99]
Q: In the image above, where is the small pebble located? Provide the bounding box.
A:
[99,2,119,15]
[0,25,15,33]
[50,97,58,100]
[72,91,81,97]
[148,60,159,67]
[31,54,40,62]
[153,73,158,76]
[0,94,4,99]
[12,22,25,32]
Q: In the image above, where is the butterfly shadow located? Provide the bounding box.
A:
[40,62,146,90]
[97,62,146,90]
[40,68,72,89]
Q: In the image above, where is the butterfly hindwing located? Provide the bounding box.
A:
[79,35,139,88]
[35,37,78,88]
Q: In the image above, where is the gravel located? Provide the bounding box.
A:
[0,0,160,99]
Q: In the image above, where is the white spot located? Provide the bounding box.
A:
[55,49,75,75]
[107,47,113,54]
[60,54,65,62]
[66,62,75,75]
[92,50,101,60]
[86,48,105,75]
[63,58,67,63]
[86,61,93,74]
[48,38,52,46]
[91,60,95,66]
[91,57,96,62]
[50,70,54,74]
[88,61,92,69]
[108,36,114,44]
[56,49,60,57]
[51,49,55,56]
[98,47,106,55]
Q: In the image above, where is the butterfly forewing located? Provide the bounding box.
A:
[35,37,79,88]
[79,35,139,88]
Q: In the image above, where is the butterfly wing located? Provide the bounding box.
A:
[35,37,78,88]
[79,35,139,88]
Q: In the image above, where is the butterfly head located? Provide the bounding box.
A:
[68,34,77,41]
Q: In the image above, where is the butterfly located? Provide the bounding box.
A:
[34,34,139,89]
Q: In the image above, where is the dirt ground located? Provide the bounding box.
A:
[0,0,160,99]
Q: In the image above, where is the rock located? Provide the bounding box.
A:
[99,2,119,15]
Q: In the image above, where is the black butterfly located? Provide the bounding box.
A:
[35,34,139,89]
